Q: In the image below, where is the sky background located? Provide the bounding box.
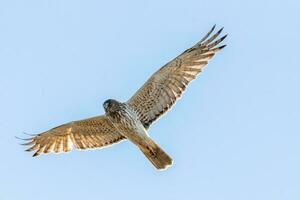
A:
[0,0,300,200]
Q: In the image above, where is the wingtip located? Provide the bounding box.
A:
[20,141,34,146]
[218,44,227,50]
[220,34,228,42]
[32,152,40,157]
[198,24,218,44]
[22,132,36,136]
[211,24,216,31]
[15,136,32,141]
[213,27,224,39]
[218,27,224,33]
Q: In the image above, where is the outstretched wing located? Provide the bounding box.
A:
[20,115,125,157]
[128,25,227,129]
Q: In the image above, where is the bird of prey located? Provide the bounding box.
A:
[19,25,227,170]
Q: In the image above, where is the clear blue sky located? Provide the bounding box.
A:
[1,0,299,199]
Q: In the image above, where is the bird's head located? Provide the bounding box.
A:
[103,99,121,114]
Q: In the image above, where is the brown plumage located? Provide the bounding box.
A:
[21,116,125,157]
[19,25,227,170]
[128,25,226,129]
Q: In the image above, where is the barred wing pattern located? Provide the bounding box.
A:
[128,25,226,129]
[21,116,125,157]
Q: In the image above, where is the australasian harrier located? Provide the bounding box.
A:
[19,25,227,170]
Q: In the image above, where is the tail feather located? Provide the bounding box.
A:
[139,139,173,170]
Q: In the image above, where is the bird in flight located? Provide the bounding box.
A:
[19,25,227,170]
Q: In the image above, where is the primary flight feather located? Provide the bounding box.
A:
[19,25,227,170]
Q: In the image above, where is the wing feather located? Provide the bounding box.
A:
[128,26,227,129]
[22,115,125,156]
